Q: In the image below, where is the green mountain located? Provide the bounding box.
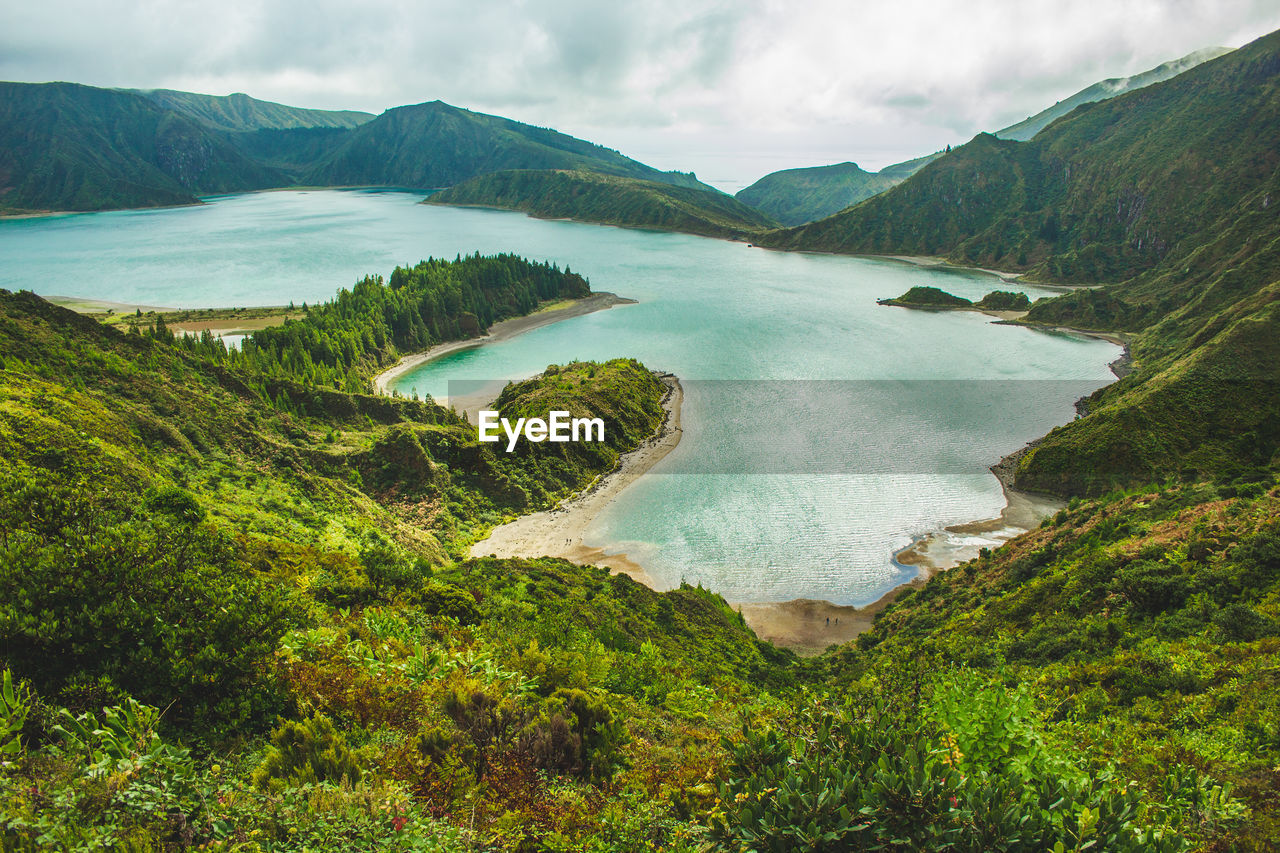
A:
[129,89,378,176]
[762,30,1280,496]
[132,88,374,132]
[736,48,1227,228]
[304,99,712,191]
[0,82,283,213]
[733,162,899,226]
[995,47,1232,141]
[0,85,718,214]
[734,154,943,227]
[427,168,779,238]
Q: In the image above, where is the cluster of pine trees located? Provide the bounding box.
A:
[173,253,589,393]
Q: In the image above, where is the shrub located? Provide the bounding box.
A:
[705,691,1186,852]
[414,583,481,624]
[1213,602,1279,642]
[520,687,629,781]
[253,714,362,791]
[0,474,296,733]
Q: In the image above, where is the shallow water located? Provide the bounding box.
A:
[0,189,1119,604]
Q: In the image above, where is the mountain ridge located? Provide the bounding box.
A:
[131,88,374,133]
[302,99,714,192]
[0,83,716,214]
[734,47,1230,227]
[0,82,283,213]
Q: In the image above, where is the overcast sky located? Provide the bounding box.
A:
[4,0,1279,191]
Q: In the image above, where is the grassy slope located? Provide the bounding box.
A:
[305,100,711,192]
[823,479,1280,848]
[734,162,899,226]
[0,282,665,562]
[0,83,283,213]
[0,286,796,849]
[428,169,778,238]
[995,47,1233,142]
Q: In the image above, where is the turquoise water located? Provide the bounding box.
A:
[0,189,1119,604]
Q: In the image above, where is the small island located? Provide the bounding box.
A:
[878,285,1032,313]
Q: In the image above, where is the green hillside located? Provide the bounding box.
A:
[733,154,945,227]
[305,100,711,192]
[428,169,779,238]
[134,89,374,133]
[765,32,1280,289]
[762,30,1280,496]
[0,82,282,213]
[4,276,1274,849]
[789,477,1280,852]
[0,271,799,850]
[734,161,899,226]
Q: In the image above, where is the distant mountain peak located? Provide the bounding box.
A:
[995,46,1233,141]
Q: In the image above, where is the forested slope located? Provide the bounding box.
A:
[428,169,778,238]
[0,83,282,212]
[734,162,898,226]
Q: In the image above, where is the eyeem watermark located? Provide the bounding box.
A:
[478,410,605,452]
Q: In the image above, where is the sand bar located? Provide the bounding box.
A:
[468,375,683,589]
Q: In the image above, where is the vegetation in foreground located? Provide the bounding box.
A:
[0,247,1277,849]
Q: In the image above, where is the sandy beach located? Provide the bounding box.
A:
[372,291,635,398]
[468,374,683,588]
[887,435,1064,602]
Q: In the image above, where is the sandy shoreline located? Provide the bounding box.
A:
[742,459,1064,655]
[468,374,683,587]
[372,291,635,398]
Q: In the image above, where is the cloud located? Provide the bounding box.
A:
[2,0,1279,186]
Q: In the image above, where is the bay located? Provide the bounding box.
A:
[0,189,1119,604]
